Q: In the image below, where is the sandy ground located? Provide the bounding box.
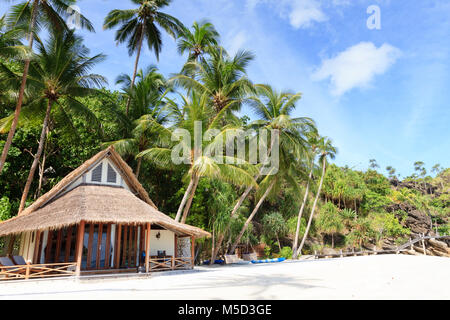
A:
[0,255,449,300]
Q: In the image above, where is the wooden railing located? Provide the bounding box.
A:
[0,262,77,281]
[308,235,450,260]
[149,257,193,271]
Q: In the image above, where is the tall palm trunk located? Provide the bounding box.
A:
[18,99,53,214]
[210,182,255,264]
[175,175,196,222]
[181,175,200,224]
[229,180,276,254]
[126,23,145,116]
[35,126,49,199]
[292,159,314,258]
[209,142,275,264]
[135,157,142,179]
[0,0,38,174]
[296,157,327,257]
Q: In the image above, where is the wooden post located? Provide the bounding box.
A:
[7,235,16,257]
[25,263,30,280]
[145,223,151,273]
[191,236,195,269]
[75,221,85,277]
[340,250,343,258]
[114,224,122,268]
[33,231,41,264]
[422,233,427,256]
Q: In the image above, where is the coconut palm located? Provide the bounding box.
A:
[0,15,28,60]
[137,91,258,223]
[107,66,170,179]
[171,47,254,115]
[210,84,315,262]
[15,30,106,213]
[103,0,184,115]
[0,0,94,174]
[292,134,321,258]
[228,150,301,254]
[295,137,337,257]
[177,20,219,62]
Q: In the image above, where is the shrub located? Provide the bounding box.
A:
[279,247,293,259]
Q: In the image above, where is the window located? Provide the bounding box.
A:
[107,164,117,183]
[91,163,103,182]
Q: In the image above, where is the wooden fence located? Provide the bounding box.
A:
[308,235,449,260]
[149,257,193,271]
[0,262,77,281]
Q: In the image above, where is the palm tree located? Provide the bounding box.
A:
[229,150,301,254]
[295,137,337,257]
[171,47,254,115]
[137,91,258,223]
[0,0,94,174]
[292,134,320,259]
[16,30,106,214]
[177,20,219,62]
[108,66,170,179]
[103,0,184,115]
[210,84,315,262]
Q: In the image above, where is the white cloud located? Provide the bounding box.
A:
[246,0,327,29]
[312,42,401,96]
[287,0,327,29]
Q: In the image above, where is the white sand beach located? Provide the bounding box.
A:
[1,255,449,300]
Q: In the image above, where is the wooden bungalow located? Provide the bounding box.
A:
[0,147,210,280]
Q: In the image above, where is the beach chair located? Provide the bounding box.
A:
[0,257,26,279]
[12,256,27,265]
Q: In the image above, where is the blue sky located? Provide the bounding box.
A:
[1,0,449,177]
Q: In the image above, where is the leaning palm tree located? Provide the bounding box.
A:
[0,0,94,174]
[137,91,258,223]
[229,150,301,254]
[210,84,315,263]
[15,30,106,214]
[171,47,254,115]
[103,0,184,115]
[177,20,219,62]
[292,133,320,259]
[295,137,337,257]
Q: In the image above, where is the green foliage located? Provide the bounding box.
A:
[0,196,11,221]
[279,247,293,259]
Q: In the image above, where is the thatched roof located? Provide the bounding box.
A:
[0,185,210,238]
[19,146,157,217]
[0,146,210,238]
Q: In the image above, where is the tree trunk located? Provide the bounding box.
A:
[181,175,200,224]
[135,157,142,180]
[0,0,38,174]
[125,23,145,116]
[292,160,314,259]
[276,234,281,252]
[175,176,196,222]
[331,233,334,249]
[296,157,327,257]
[35,129,48,200]
[229,180,276,254]
[18,99,53,214]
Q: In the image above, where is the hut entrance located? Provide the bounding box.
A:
[115,224,145,269]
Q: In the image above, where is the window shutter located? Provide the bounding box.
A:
[91,163,103,182]
[107,164,117,183]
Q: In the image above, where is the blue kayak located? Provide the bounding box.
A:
[251,257,286,264]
